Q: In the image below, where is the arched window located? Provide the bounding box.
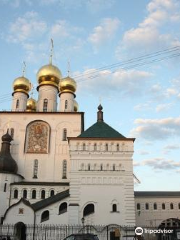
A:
[117,144,119,151]
[23,189,27,199]
[88,164,90,171]
[100,164,103,171]
[62,160,67,179]
[50,190,55,197]
[112,204,117,212]
[62,128,67,141]
[33,159,38,179]
[41,190,46,199]
[170,203,174,210]
[41,210,49,222]
[43,99,48,112]
[154,203,157,210]
[94,143,97,151]
[65,100,68,110]
[145,203,149,210]
[83,204,95,216]
[137,203,140,210]
[83,143,86,151]
[162,203,165,210]
[32,190,36,199]
[16,99,19,109]
[14,189,18,199]
[105,143,108,151]
[4,183,7,192]
[59,202,67,214]
[113,164,115,171]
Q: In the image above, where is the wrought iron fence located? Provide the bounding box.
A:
[0,224,179,240]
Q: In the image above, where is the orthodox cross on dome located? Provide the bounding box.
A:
[22,61,26,77]
[30,83,34,98]
[67,60,71,76]
[50,38,54,64]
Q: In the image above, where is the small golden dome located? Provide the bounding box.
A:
[37,64,62,89]
[13,77,31,95]
[26,98,37,112]
[74,100,79,112]
[59,76,77,94]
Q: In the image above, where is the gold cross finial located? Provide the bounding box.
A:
[30,83,34,98]
[50,39,54,64]
[22,61,26,77]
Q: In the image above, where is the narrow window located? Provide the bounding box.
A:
[117,144,119,151]
[62,128,67,141]
[113,164,115,171]
[83,143,86,151]
[16,99,19,109]
[43,99,48,112]
[65,100,68,110]
[33,159,38,179]
[105,143,108,151]
[100,164,103,171]
[112,204,117,212]
[162,203,165,210]
[59,202,67,214]
[145,203,149,210]
[170,203,174,210]
[41,190,46,199]
[23,190,27,199]
[14,189,18,199]
[88,164,90,171]
[137,203,140,210]
[32,190,36,199]
[154,203,157,210]
[41,210,49,222]
[94,143,97,151]
[50,190,55,196]
[62,160,67,179]
[4,183,7,192]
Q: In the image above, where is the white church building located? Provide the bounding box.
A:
[0,57,180,239]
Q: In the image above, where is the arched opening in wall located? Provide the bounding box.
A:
[41,190,46,199]
[170,203,174,210]
[16,99,19,110]
[23,189,27,199]
[41,210,49,222]
[59,202,67,214]
[83,204,95,217]
[94,143,97,151]
[116,144,119,151]
[137,203,140,210]
[112,204,117,212]
[162,203,165,210]
[153,203,157,210]
[32,190,36,199]
[65,100,68,110]
[15,222,26,240]
[4,183,7,192]
[14,189,18,199]
[158,218,180,239]
[83,143,86,151]
[50,190,55,196]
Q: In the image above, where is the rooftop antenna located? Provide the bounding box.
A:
[50,38,54,64]
[22,61,26,77]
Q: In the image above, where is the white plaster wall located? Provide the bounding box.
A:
[135,196,180,227]
[3,201,34,225]
[60,93,74,112]
[12,92,28,111]
[37,85,58,112]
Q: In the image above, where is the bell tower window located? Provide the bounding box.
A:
[16,99,19,109]
[65,100,68,110]
[43,99,48,112]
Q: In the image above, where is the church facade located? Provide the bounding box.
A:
[0,60,135,227]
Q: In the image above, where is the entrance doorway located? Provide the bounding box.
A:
[15,222,26,240]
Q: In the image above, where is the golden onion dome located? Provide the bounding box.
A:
[59,76,77,94]
[74,100,79,112]
[26,98,37,112]
[37,64,62,89]
[13,76,31,95]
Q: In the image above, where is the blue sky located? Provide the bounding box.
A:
[0,0,180,191]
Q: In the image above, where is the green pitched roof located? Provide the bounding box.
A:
[78,121,126,138]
